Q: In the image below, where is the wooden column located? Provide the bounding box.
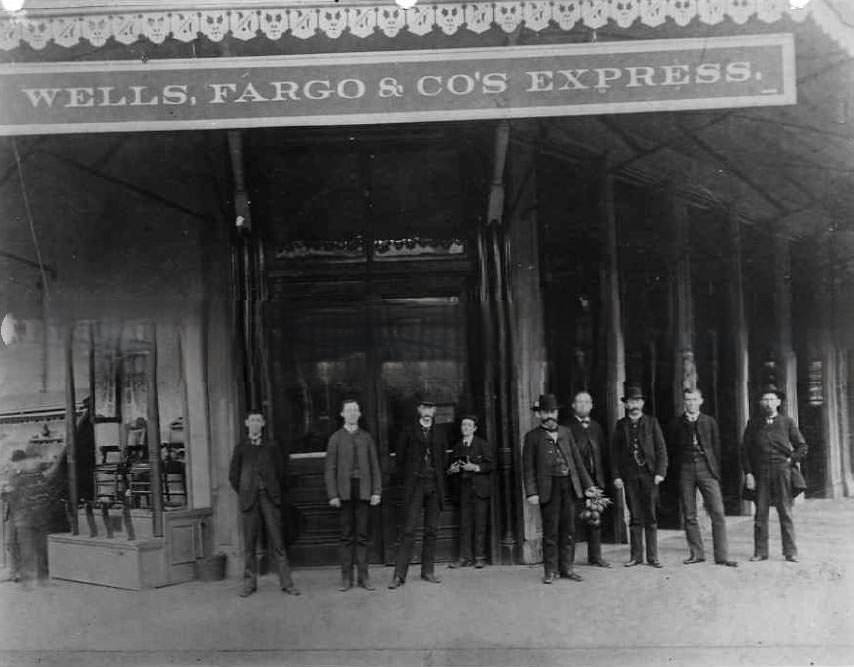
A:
[146,323,163,537]
[671,193,696,413]
[727,211,750,514]
[64,324,79,535]
[505,120,548,565]
[773,236,798,423]
[599,169,627,542]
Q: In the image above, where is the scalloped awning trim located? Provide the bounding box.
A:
[0,0,850,54]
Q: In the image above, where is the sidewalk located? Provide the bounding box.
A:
[1,499,853,667]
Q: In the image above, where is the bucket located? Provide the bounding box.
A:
[194,553,227,582]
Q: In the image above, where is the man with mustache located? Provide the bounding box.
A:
[388,393,448,589]
[741,384,808,562]
[523,393,595,584]
[611,384,668,568]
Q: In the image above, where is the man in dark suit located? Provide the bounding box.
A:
[388,394,448,589]
[741,384,808,562]
[668,388,737,568]
[325,398,382,591]
[447,414,493,569]
[523,393,595,584]
[565,391,610,568]
[611,384,668,568]
[229,409,300,597]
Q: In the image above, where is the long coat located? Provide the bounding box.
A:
[395,422,447,510]
[610,414,668,480]
[228,439,286,512]
[667,413,722,480]
[523,425,594,503]
[566,418,607,488]
[448,435,494,498]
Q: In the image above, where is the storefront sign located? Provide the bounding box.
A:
[0,34,795,135]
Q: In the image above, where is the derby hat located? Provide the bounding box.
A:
[532,393,561,412]
[415,391,438,407]
[459,414,479,426]
[620,383,645,402]
[759,383,785,400]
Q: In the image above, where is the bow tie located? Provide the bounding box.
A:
[578,417,591,427]
[250,437,262,446]
[463,439,472,447]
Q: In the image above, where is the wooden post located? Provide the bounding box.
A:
[672,193,696,414]
[146,322,164,537]
[773,236,798,423]
[64,324,79,535]
[727,211,750,514]
[600,169,627,543]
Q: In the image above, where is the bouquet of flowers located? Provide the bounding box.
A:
[579,487,612,527]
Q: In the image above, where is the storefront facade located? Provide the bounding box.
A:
[1,0,853,577]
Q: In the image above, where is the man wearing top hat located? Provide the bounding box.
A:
[447,414,494,569]
[610,384,668,568]
[523,393,595,584]
[741,384,808,562]
[667,388,737,568]
[564,391,611,568]
[388,393,448,589]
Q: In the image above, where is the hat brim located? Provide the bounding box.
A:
[620,396,645,402]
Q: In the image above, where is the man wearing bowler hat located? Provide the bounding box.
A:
[611,384,668,568]
[741,384,807,562]
[389,393,448,589]
[523,393,595,584]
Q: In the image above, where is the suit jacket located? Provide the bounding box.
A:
[395,421,447,510]
[741,414,808,476]
[523,425,594,503]
[565,417,606,488]
[228,438,286,512]
[610,414,668,480]
[324,427,382,501]
[448,435,494,498]
[667,413,722,480]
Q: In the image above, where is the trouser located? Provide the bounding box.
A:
[754,462,797,558]
[624,471,659,563]
[394,477,440,580]
[539,476,576,576]
[457,479,489,562]
[340,479,371,582]
[8,521,48,581]
[578,518,603,563]
[242,490,294,589]
[680,459,729,562]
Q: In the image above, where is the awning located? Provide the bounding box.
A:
[0,0,852,55]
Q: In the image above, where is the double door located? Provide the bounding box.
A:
[266,293,470,566]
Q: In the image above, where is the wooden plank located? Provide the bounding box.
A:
[64,324,79,535]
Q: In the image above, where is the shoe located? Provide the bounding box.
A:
[358,579,376,591]
[749,555,768,562]
[589,559,611,568]
[715,560,739,567]
[238,585,256,598]
[474,559,486,569]
[624,559,642,567]
[388,576,404,589]
[420,573,442,584]
[338,578,353,592]
[282,585,301,596]
[647,561,663,568]
[543,572,555,584]
[448,559,472,569]
[560,571,583,582]
[683,557,706,565]
[785,555,799,563]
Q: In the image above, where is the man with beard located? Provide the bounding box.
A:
[229,409,300,597]
[668,388,737,567]
[388,394,447,589]
[611,384,668,568]
[564,391,610,568]
[741,384,807,562]
[523,393,595,584]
